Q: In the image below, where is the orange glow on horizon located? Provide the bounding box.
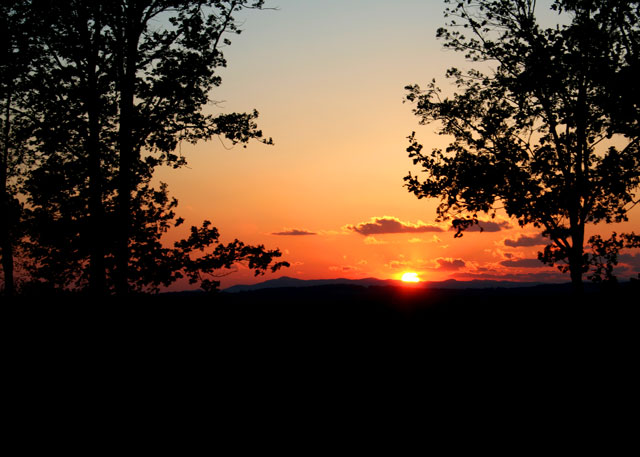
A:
[401,272,420,283]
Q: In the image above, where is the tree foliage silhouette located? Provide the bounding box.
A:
[404,0,640,291]
[0,1,42,297]
[1,4,22,296]
[2,0,288,296]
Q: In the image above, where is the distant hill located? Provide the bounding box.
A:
[223,276,551,293]
[224,276,391,293]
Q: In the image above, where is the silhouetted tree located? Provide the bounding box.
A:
[100,0,275,295]
[404,0,640,292]
[18,1,118,294]
[587,232,640,284]
[131,219,288,293]
[0,1,40,296]
[14,0,286,295]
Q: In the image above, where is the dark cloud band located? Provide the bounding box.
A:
[500,258,543,268]
[504,234,547,247]
[272,229,317,236]
[436,258,466,270]
[346,216,443,235]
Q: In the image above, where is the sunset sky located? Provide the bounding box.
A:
[155,0,640,289]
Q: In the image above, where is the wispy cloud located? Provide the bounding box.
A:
[345,216,443,236]
[456,271,566,282]
[434,258,466,271]
[272,229,317,236]
[619,253,640,269]
[363,236,389,245]
[500,258,543,268]
[504,234,547,247]
[329,265,361,272]
[385,260,410,269]
[408,235,442,244]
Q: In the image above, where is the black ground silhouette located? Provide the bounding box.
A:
[6,280,637,388]
[10,280,636,344]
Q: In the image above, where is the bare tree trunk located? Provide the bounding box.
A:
[569,225,585,296]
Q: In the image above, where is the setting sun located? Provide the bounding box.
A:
[401,272,420,283]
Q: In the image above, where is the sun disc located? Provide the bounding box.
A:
[401,272,420,283]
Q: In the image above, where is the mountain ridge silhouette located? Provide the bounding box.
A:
[223,275,551,293]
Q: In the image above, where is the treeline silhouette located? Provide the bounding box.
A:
[1,1,287,298]
[403,0,640,292]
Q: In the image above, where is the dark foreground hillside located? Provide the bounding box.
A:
[7,281,637,342]
[219,283,638,344]
[4,283,637,396]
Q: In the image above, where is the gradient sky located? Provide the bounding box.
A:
[155,0,640,289]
